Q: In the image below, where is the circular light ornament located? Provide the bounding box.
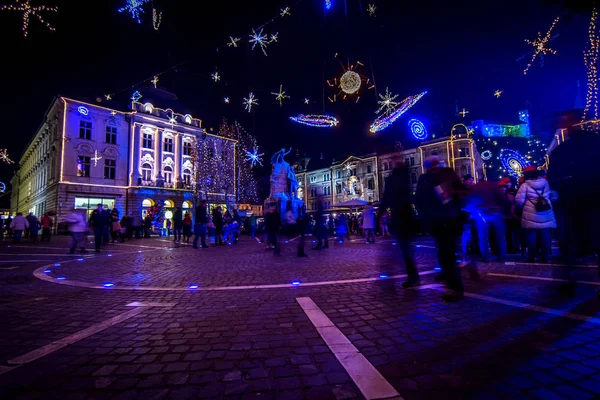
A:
[481,150,492,160]
[165,211,173,219]
[499,149,530,178]
[340,70,361,94]
[408,119,427,140]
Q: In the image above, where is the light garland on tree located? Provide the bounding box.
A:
[0,0,58,37]
[583,8,599,129]
[408,119,427,140]
[0,149,14,164]
[271,85,290,107]
[243,92,258,112]
[369,91,427,133]
[521,17,559,75]
[375,87,399,115]
[290,114,339,128]
[152,7,162,30]
[118,0,151,24]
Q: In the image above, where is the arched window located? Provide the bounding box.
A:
[182,169,192,185]
[144,103,154,113]
[142,198,155,208]
[182,201,193,209]
[164,200,174,208]
[184,114,192,124]
[141,163,153,181]
[164,165,173,184]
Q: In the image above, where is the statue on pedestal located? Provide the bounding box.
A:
[265,148,304,220]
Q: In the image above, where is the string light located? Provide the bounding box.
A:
[245,147,264,167]
[290,114,339,128]
[0,0,58,37]
[131,90,142,102]
[211,71,221,82]
[458,108,469,118]
[280,7,290,17]
[408,119,427,140]
[151,75,159,88]
[522,17,559,75]
[243,92,258,112]
[367,4,376,16]
[271,85,290,107]
[152,7,162,30]
[0,149,14,164]
[494,90,503,98]
[583,8,599,129]
[499,149,530,178]
[227,36,240,47]
[375,87,399,115]
[118,0,151,24]
[369,91,427,133]
[249,28,273,56]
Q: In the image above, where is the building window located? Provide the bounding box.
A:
[79,121,92,140]
[367,164,372,173]
[336,170,341,179]
[410,157,415,166]
[183,141,192,156]
[141,163,153,181]
[74,197,115,219]
[183,169,192,185]
[104,159,116,179]
[164,137,174,153]
[310,176,316,183]
[336,184,342,194]
[105,126,117,144]
[143,132,153,149]
[459,147,470,157]
[404,158,409,166]
[164,166,173,183]
[311,202,316,211]
[77,156,90,177]
[382,162,388,171]
[324,186,331,195]
[351,168,357,176]
[323,173,330,181]
[367,179,374,190]
[411,173,417,185]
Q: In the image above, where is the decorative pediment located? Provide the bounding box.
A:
[141,153,154,164]
[163,157,175,167]
[75,143,94,154]
[183,159,193,171]
[102,147,120,158]
[105,116,120,126]
[163,130,175,139]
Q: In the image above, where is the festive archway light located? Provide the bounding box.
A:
[369,91,427,133]
[245,147,264,167]
[243,92,258,112]
[1,0,58,37]
[290,114,339,128]
[408,119,428,140]
[481,150,493,160]
[118,0,151,24]
[520,17,560,75]
[499,149,530,178]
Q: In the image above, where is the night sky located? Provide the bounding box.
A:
[0,0,591,188]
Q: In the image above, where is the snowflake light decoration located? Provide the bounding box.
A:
[520,17,560,75]
[375,87,400,115]
[1,0,58,37]
[243,92,258,112]
[304,98,310,104]
[211,71,220,82]
[152,7,162,30]
[269,32,278,43]
[131,90,142,102]
[118,0,151,24]
[280,7,290,17]
[327,56,374,103]
[249,28,274,56]
[0,149,14,164]
[151,75,159,88]
[90,150,102,167]
[458,108,469,118]
[369,91,427,133]
[168,111,177,128]
[271,85,290,107]
[494,89,503,98]
[245,146,264,167]
[105,94,112,101]
[224,97,230,104]
[227,36,240,47]
[290,114,339,128]
[367,4,376,16]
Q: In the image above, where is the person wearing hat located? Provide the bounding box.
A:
[515,166,556,263]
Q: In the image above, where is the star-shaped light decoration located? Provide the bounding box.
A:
[375,87,399,115]
[91,150,103,167]
[1,0,58,37]
[280,7,290,17]
[105,94,112,101]
[522,17,560,75]
[304,98,310,104]
[458,108,469,118]
[249,28,273,56]
[0,148,14,164]
[494,89,503,98]
[168,111,177,128]
[243,92,259,112]
[151,75,159,88]
[245,146,264,167]
[211,71,220,82]
[367,3,376,16]
[224,97,230,104]
[270,32,278,43]
[118,0,151,24]
[271,85,290,107]
[227,36,240,47]
[131,90,142,102]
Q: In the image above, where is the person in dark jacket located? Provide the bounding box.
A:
[193,200,209,249]
[90,204,110,252]
[212,206,224,246]
[173,207,183,243]
[265,206,282,255]
[380,161,420,287]
[416,157,468,302]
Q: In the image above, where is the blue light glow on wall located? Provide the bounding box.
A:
[325,0,332,10]
[408,119,428,140]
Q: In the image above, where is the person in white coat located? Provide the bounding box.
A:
[361,203,376,243]
[515,166,556,263]
[9,212,29,243]
[66,211,89,254]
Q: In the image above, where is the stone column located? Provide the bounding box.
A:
[155,129,164,187]
[175,133,183,188]
[130,124,141,186]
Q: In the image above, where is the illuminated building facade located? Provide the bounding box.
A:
[10,93,236,228]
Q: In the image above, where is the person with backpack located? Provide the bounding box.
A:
[515,166,556,263]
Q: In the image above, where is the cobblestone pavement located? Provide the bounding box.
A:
[1,235,600,399]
